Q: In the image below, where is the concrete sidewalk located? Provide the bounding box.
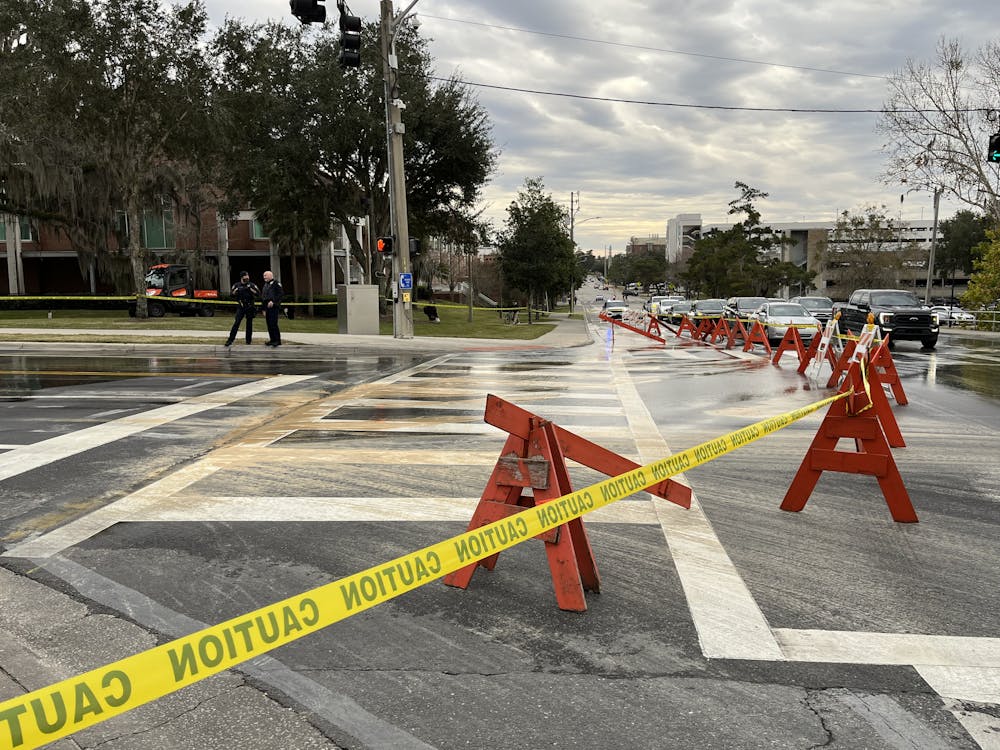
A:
[0,313,595,354]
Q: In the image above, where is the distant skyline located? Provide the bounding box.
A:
[202,0,1000,253]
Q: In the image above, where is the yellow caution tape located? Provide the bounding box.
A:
[0,389,849,749]
[0,296,134,302]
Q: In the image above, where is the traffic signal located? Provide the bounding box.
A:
[376,236,394,255]
[289,0,325,24]
[338,12,362,68]
[408,237,422,257]
[989,133,1000,164]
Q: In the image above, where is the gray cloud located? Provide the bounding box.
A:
[202,0,999,251]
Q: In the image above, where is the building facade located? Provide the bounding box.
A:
[665,213,965,300]
[0,208,363,297]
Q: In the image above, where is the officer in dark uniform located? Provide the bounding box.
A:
[224,271,259,347]
[261,269,283,347]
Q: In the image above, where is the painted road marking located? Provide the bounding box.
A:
[2,460,226,558]
[610,346,785,661]
[0,374,315,482]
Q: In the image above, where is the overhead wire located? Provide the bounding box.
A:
[417,14,888,81]
[417,15,988,115]
[425,76,989,114]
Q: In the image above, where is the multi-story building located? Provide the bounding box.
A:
[664,213,964,299]
[0,208,363,297]
[625,234,667,256]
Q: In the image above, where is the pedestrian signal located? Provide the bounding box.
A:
[376,236,394,254]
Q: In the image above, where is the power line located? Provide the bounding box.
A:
[427,76,988,114]
[418,13,888,81]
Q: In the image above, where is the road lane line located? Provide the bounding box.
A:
[774,628,1000,667]
[0,374,315,482]
[2,460,226,558]
[610,348,785,661]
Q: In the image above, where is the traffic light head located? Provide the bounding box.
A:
[338,12,362,68]
[408,237,422,257]
[989,133,1000,164]
[289,0,326,24]
[376,236,394,255]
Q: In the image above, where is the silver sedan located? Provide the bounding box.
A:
[753,301,821,344]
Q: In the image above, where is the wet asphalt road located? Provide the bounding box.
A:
[0,313,999,750]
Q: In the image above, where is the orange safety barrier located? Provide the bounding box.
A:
[707,316,733,344]
[724,317,751,349]
[444,395,692,610]
[869,340,908,405]
[742,320,772,355]
[604,311,666,343]
[780,358,917,522]
[797,321,840,376]
[694,316,716,340]
[771,325,810,365]
[675,314,700,338]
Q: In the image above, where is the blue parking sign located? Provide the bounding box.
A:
[399,273,413,290]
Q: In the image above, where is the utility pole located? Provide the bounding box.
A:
[380,0,414,338]
[924,186,941,305]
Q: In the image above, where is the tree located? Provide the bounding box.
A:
[816,205,912,297]
[963,230,1000,309]
[680,182,802,297]
[878,38,1000,226]
[0,0,217,316]
[496,178,575,322]
[212,18,497,294]
[938,210,990,283]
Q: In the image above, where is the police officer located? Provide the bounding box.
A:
[224,271,259,347]
[261,269,283,347]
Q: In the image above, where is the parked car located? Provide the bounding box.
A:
[601,299,628,319]
[725,296,768,320]
[930,305,975,327]
[753,301,821,344]
[689,298,727,320]
[644,295,673,317]
[663,300,694,324]
[789,295,834,324]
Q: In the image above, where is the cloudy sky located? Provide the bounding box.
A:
[202,0,998,253]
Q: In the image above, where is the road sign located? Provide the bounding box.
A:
[399,273,413,290]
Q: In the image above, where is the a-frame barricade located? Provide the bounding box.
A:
[708,316,733,344]
[603,313,666,344]
[742,321,772,355]
[676,315,700,339]
[798,320,840,376]
[694,316,716,341]
[780,360,917,523]
[771,325,808,366]
[725,317,751,349]
[444,395,692,611]
[825,339,858,388]
[870,340,908,405]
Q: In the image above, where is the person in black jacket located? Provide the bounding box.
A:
[224,271,259,347]
[261,269,283,347]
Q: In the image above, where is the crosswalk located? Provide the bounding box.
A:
[5,322,999,748]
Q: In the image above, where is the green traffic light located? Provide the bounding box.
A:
[991,150,1000,163]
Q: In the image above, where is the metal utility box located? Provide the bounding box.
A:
[337,284,380,335]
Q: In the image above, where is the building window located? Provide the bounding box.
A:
[142,207,175,249]
[0,218,34,242]
[116,204,176,249]
[252,219,269,240]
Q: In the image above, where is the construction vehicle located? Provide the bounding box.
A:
[127,263,219,318]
